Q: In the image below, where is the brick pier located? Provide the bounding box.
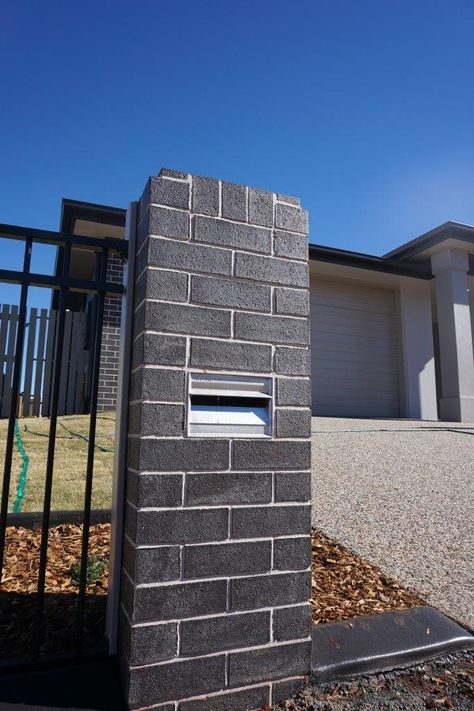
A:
[118,169,312,709]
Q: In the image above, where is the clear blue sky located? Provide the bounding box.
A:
[1,0,473,267]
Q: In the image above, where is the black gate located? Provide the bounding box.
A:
[0,223,127,668]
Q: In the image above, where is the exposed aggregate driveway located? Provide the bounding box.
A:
[311,417,474,630]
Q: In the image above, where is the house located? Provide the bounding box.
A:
[60,197,474,423]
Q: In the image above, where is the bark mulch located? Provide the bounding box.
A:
[1,523,110,595]
[311,529,425,624]
[0,523,110,659]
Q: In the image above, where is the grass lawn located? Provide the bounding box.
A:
[0,413,115,512]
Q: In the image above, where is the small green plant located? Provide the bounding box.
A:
[69,554,108,586]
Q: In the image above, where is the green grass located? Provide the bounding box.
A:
[0,413,115,512]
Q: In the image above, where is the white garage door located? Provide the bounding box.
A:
[310,278,400,417]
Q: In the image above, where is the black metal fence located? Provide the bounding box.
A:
[0,223,127,667]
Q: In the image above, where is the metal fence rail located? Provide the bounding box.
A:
[0,222,127,668]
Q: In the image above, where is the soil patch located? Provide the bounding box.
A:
[274,652,474,710]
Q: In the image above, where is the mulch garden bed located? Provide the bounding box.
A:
[0,523,110,659]
[311,529,425,624]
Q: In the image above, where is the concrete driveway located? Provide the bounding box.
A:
[311,417,474,630]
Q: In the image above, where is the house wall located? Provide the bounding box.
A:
[431,247,474,421]
[97,253,124,412]
[397,281,438,420]
[118,169,312,709]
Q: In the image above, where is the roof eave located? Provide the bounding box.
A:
[309,243,432,279]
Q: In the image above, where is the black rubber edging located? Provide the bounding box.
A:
[6,508,112,530]
[311,606,474,683]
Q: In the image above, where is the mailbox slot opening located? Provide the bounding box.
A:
[188,373,272,437]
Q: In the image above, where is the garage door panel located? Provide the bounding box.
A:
[312,304,397,329]
[313,380,400,398]
[311,293,394,315]
[311,278,399,418]
[313,401,400,418]
[312,343,398,364]
[311,333,397,355]
[311,354,398,374]
[311,282,396,314]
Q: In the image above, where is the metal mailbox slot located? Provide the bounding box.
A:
[188,373,272,437]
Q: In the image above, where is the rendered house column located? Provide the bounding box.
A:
[431,247,474,422]
[398,280,438,420]
[118,169,312,710]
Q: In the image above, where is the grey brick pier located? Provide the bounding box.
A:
[118,169,312,709]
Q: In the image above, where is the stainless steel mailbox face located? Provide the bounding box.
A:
[188,373,272,437]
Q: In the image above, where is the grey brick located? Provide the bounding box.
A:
[221,181,247,221]
[180,611,270,656]
[276,378,311,406]
[148,205,190,240]
[123,502,138,541]
[231,571,311,611]
[149,176,190,209]
[275,347,310,376]
[186,472,272,506]
[136,269,188,303]
[159,167,189,179]
[183,541,271,578]
[133,507,228,545]
[144,301,231,338]
[272,678,306,706]
[275,204,308,234]
[193,216,271,254]
[231,505,311,539]
[274,288,309,316]
[130,368,185,402]
[273,537,312,572]
[235,252,308,287]
[132,579,227,623]
[190,274,271,311]
[275,410,311,439]
[130,621,178,666]
[232,440,311,471]
[249,188,273,227]
[150,237,232,276]
[273,605,312,642]
[228,640,311,686]
[122,539,180,583]
[276,193,300,205]
[179,686,270,711]
[274,230,308,260]
[275,471,311,502]
[120,570,135,618]
[129,403,184,437]
[128,654,225,707]
[190,339,272,373]
[127,471,183,507]
[132,438,229,472]
[132,333,186,368]
[132,301,146,339]
[120,612,177,665]
[234,312,309,345]
[192,175,219,216]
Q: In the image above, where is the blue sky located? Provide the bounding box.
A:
[0,0,473,290]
